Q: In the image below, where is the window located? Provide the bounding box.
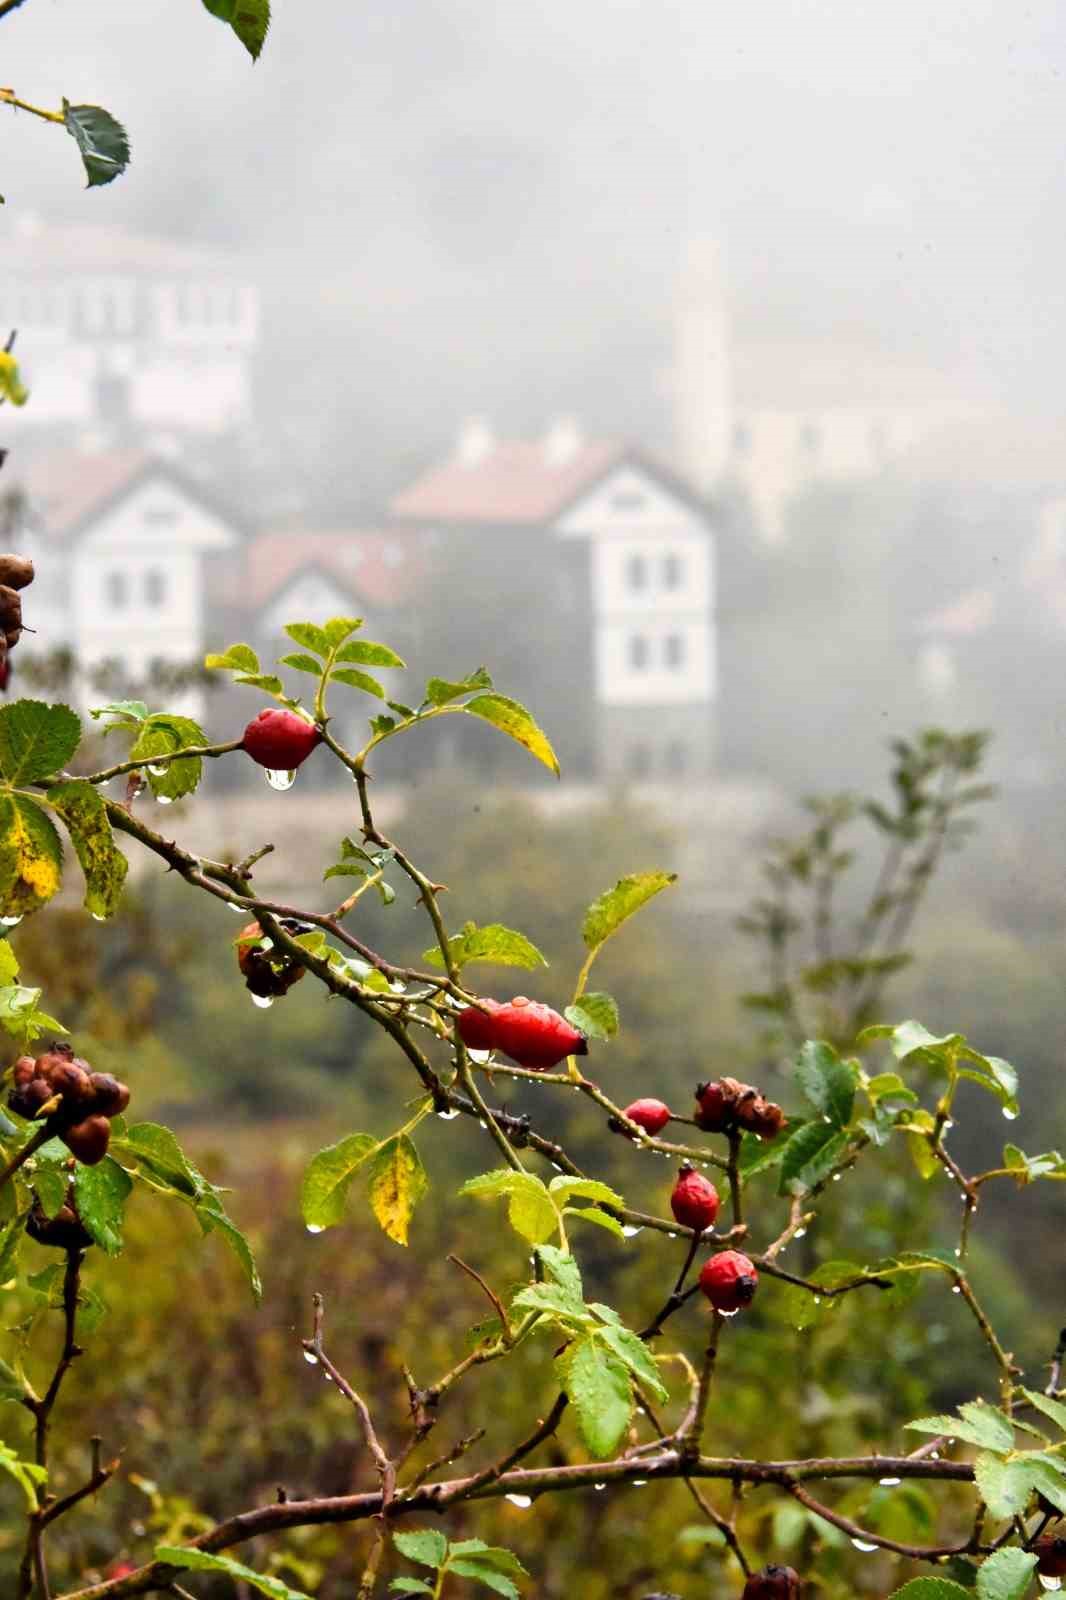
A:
[144,569,167,608]
[662,552,683,590]
[626,553,647,591]
[629,634,649,670]
[106,572,127,609]
[664,633,685,669]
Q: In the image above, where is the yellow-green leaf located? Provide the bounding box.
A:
[0,352,29,407]
[581,872,677,953]
[45,780,127,918]
[300,1133,378,1231]
[367,1135,427,1246]
[0,794,63,916]
[463,694,560,776]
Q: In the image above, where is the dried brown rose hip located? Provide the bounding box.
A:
[1035,1535,1066,1577]
[694,1076,786,1141]
[61,1114,111,1166]
[7,1042,130,1129]
[88,1073,131,1117]
[699,1249,759,1314]
[26,1199,94,1251]
[694,1079,732,1132]
[237,920,306,999]
[670,1163,720,1233]
[620,1098,672,1136]
[742,1566,802,1599]
[738,1095,787,1141]
[0,555,35,591]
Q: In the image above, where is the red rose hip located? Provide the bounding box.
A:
[694,1080,732,1132]
[455,1000,504,1053]
[242,708,321,773]
[670,1164,720,1232]
[699,1249,758,1314]
[622,1098,672,1136]
[490,996,588,1070]
[743,1566,801,1599]
[1036,1536,1066,1578]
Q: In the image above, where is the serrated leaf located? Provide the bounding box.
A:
[278,653,323,677]
[335,640,406,668]
[794,1039,857,1127]
[367,1135,427,1246]
[511,1283,595,1323]
[200,0,271,59]
[0,1443,46,1511]
[597,1322,668,1401]
[906,1404,1014,1454]
[0,1354,30,1405]
[45,780,127,917]
[331,668,385,697]
[463,693,559,776]
[738,1128,793,1178]
[887,1021,964,1068]
[155,1548,309,1599]
[205,643,259,673]
[390,1582,433,1596]
[283,623,330,657]
[63,101,130,188]
[393,1529,448,1570]
[323,616,363,647]
[1021,1388,1066,1433]
[90,700,149,725]
[887,1583,972,1600]
[582,872,676,952]
[196,1202,262,1302]
[110,1122,206,1199]
[535,1243,584,1303]
[448,1543,526,1578]
[972,1450,1037,1518]
[568,1205,627,1238]
[0,794,63,916]
[975,1548,1037,1600]
[234,672,284,694]
[424,921,547,972]
[549,1176,624,1211]
[558,1335,632,1457]
[74,1157,132,1255]
[0,700,81,785]
[425,667,493,706]
[128,715,206,801]
[564,993,618,1041]
[32,1162,68,1221]
[777,1121,846,1194]
[300,1133,378,1231]
[446,1563,520,1600]
[0,941,18,987]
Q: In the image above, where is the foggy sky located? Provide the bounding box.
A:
[2,0,1065,444]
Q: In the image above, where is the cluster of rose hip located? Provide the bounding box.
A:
[0,552,33,690]
[9,1042,129,1163]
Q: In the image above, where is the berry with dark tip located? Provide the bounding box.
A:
[61,1115,112,1166]
[694,1079,732,1132]
[670,1163,720,1233]
[485,996,588,1071]
[242,708,321,772]
[699,1249,759,1314]
[742,1566,801,1599]
[1036,1536,1066,1578]
[621,1098,672,1136]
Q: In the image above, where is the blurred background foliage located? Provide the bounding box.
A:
[1,755,1065,1597]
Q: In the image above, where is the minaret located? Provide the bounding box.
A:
[673,237,733,494]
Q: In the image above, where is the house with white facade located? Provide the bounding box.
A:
[390,421,718,780]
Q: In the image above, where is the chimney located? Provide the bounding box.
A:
[543,415,582,467]
[456,417,494,467]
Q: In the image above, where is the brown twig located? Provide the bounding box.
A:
[302,1294,395,1507]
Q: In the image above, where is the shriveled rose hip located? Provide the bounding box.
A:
[670,1164,720,1233]
[742,1566,802,1599]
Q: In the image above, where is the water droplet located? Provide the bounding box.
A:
[594,1481,606,1491]
[302,1350,319,1365]
[878,1476,902,1486]
[505,1494,533,1509]
[252,993,274,1010]
[467,1048,491,1065]
[794,1228,807,1239]
[951,1285,962,1295]
[478,1118,487,1130]
[954,1247,962,1258]
[226,901,245,913]
[1002,1107,1018,1121]
[621,1225,643,1238]
[1039,1577,1063,1592]
[832,1173,842,1182]
[666,1231,677,1240]
[258,937,274,952]
[306,1224,325,1235]
[851,1539,879,1553]
[147,763,168,777]
[813,1297,821,1306]
[719,1308,741,1319]
[156,794,174,806]
[322,1370,333,1383]
[0,914,22,928]
[91,912,106,922]
[632,1478,647,1487]
[265,768,296,791]
[436,1108,460,1121]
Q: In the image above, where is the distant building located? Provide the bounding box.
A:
[390,420,718,781]
[0,215,257,445]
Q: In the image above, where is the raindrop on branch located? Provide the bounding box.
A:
[621,1225,643,1238]
[505,1494,533,1510]
[851,1539,879,1553]
[0,914,22,927]
[436,1108,460,1121]
[306,1224,325,1235]
[878,1476,902,1486]
[1002,1107,1018,1121]
[302,1350,319,1365]
[156,795,174,806]
[147,763,168,777]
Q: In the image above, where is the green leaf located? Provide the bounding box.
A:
[73,1157,132,1255]
[323,616,363,647]
[391,1582,434,1596]
[155,1548,309,1599]
[200,0,271,59]
[886,1583,972,1600]
[446,1563,520,1600]
[793,1040,856,1127]
[0,351,29,407]
[62,101,130,188]
[393,1529,448,1570]
[367,1135,427,1246]
[777,1121,847,1195]
[448,1543,527,1578]
[535,1243,584,1306]
[0,1354,30,1405]
[331,668,385,697]
[110,1122,207,1199]
[32,1161,68,1220]
[278,654,323,677]
[283,623,330,658]
[335,640,406,668]
[0,1442,46,1511]
[568,1206,627,1238]
[549,1176,624,1211]
[511,1283,595,1323]
[564,993,619,1041]
[975,1548,1037,1600]
[581,872,677,953]
[0,794,64,916]
[128,715,207,800]
[1020,1387,1066,1433]
[0,983,65,1044]
[738,1128,793,1178]
[0,941,18,987]
[463,694,559,776]
[233,672,284,695]
[90,699,149,725]
[0,700,81,785]
[887,1021,964,1069]
[460,1170,558,1245]
[205,643,259,673]
[906,1403,1014,1454]
[196,1202,262,1303]
[558,1334,632,1457]
[597,1323,668,1401]
[424,921,547,972]
[300,1133,378,1231]
[45,780,127,918]
[866,1072,918,1107]
[425,667,493,706]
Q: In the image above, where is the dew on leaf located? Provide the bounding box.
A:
[156,795,174,806]
[1002,1107,1018,1121]
[91,912,106,923]
[147,763,168,777]
[1039,1577,1063,1592]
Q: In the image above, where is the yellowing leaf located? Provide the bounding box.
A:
[367,1135,427,1246]
[581,872,676,953]
[0,352,29,407]
[0,794,63,916]
[463,694,560,776]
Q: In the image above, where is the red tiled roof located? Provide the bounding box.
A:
[390,439,624,525]
[240,531,424,610]
[14,448,154,538]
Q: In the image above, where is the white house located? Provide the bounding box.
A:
[390,421,718,780]
[0,215,258,443]
[11,449,243,718]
